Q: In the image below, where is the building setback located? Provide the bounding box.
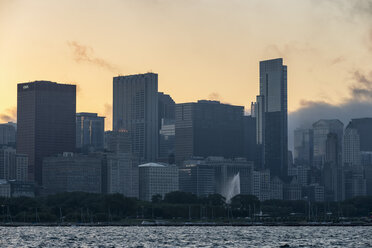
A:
[175,100,244,164]
[113,73,158,162]
[17,81,76,184]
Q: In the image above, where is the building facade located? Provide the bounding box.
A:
[113,73,158,162]
[343,122,361,167]
[175,100,244,164]
[312,119,343,169]
[254,58,288,179]
[0,123,16,147]
[139,163,179,201]
[17,81,76,184]
[76,112,105,152]
[180,157,253,198]
[294,128,313,166]
[106,153,139,198]
[42,153,104,195]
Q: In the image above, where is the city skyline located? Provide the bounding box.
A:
[1,0,372,136]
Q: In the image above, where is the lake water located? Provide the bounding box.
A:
[0,226,371,247]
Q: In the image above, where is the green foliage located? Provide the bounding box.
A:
[0,192,371,222]
[163,191,198,204]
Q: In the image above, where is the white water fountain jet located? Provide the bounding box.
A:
[223,173,241,204]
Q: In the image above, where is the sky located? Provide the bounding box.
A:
[1,0,372,149]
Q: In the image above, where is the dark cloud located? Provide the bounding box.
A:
[0,107,17,123]
[67,41,119,72]
[289,70,372,150]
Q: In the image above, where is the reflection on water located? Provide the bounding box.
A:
[0,226,371,247]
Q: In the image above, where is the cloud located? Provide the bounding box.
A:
[103,103,112,131]
[288,70,372,150]
[67,41,119,72]
[330,56,345,65]
[208,92,221,101]
[0,107,17,123]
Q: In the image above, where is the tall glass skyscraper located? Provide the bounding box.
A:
[255,58,288,179]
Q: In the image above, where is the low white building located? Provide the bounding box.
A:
[139,163,178,201]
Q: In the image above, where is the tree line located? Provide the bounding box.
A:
[0,191,371,223]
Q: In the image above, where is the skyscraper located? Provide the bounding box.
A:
[255,58,288,179]
[113,73,158,162]
[312,119,343,169]
[343,122,361,167]
[76,112,105,152]
[348,118,372,152]
[17,81,76,185]
[294,128,313,166]
[175,100,244,164]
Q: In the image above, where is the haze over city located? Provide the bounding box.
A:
[2,0,372,140]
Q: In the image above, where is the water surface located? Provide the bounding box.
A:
[0,226,371,247]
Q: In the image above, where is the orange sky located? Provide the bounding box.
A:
[1,0,372,129]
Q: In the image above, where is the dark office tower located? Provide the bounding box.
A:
[76,113,105,152]
[348,118,372,152]
[243,115,257,166]
[158,92,175,161]
[175,100,244,164]
[256,58,288,179]
[17,81,76,185]
[294,128,314,166]
[312,119,343,169]
[113,73,158,161]
[158,92,175,121]
[323,133,344,201]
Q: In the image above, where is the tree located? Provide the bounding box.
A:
[151,194,162,203]
[163,191,198,204]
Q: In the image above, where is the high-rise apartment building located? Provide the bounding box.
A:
[175,100,244,164]
[76,113,105,152]
[254,58,288,178]
[113,73,158,162]
[17,81,76,185]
